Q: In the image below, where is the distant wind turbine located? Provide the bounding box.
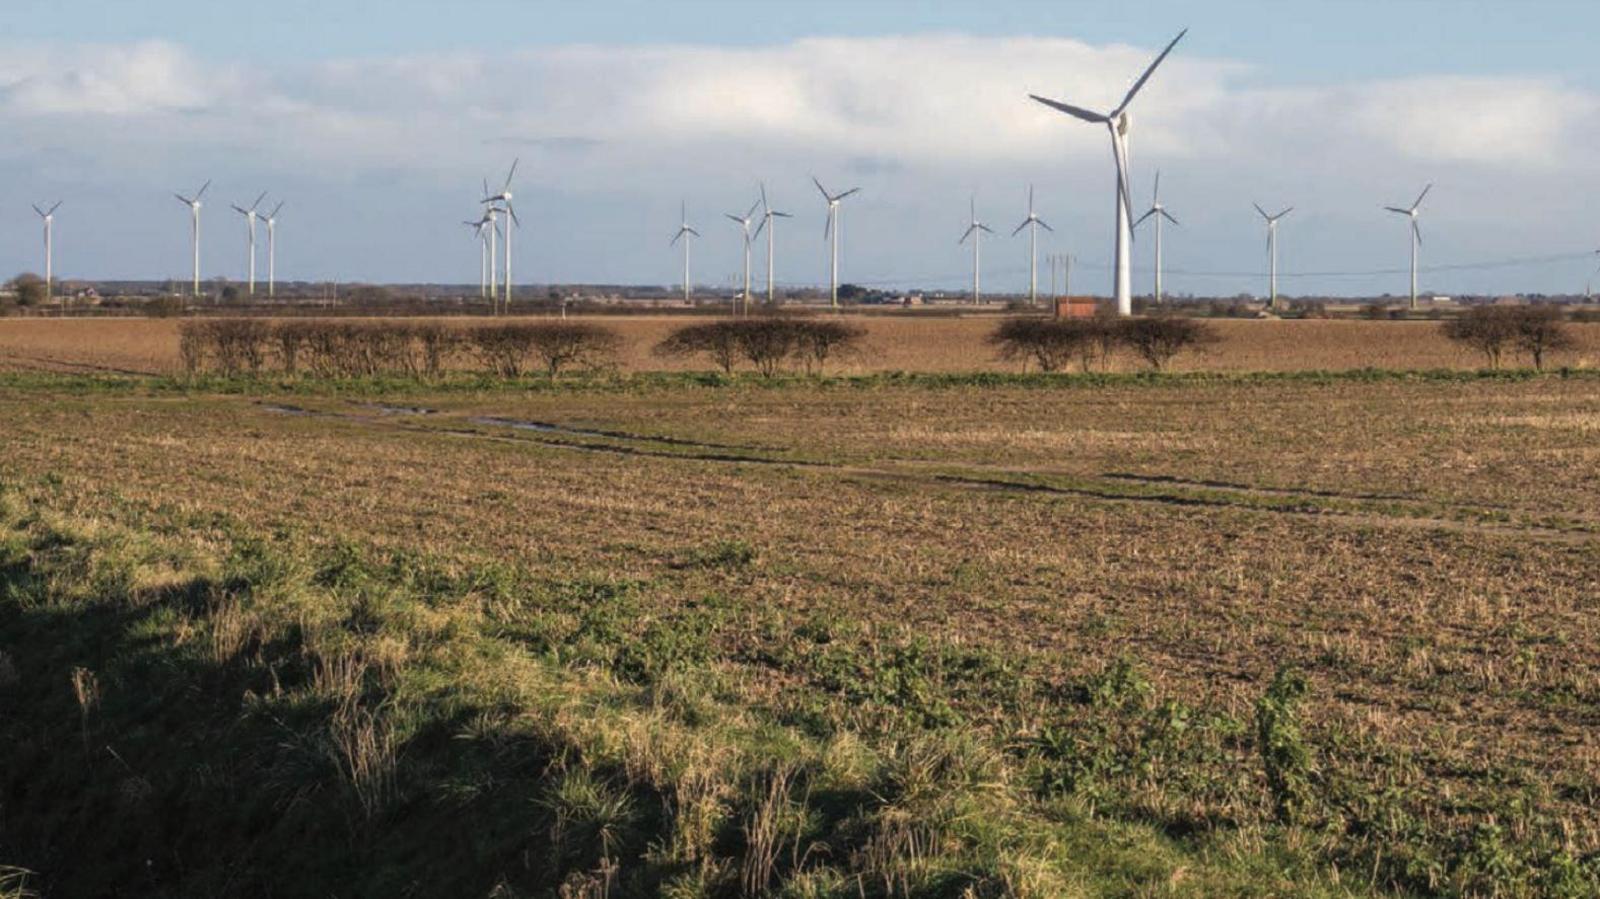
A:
[959,197,995,305]
[262,202,283,298]
[466,212,493,298]
[482,159,520,312]
[1032,28,1187,317]
[173,180,211,298]
[726,196,762,315]
[1384,183,1432,310]
[813,177,861,309]
[231,192,268,296]
[1011,186,1053,306]
[31,201,61,308]
[1253,203,1292,310]
[1133,172,1179,304]
[670,202,700,303]
[1588,249,1600,300]
[753,183,793,305]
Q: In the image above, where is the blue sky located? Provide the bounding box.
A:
[1,0,1597,295]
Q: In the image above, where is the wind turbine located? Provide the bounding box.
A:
[813,177,861,309]
[753,183,793,305]
[31,201,61,308]
[1253,203,1292,311]
[1133,172,1179,304]
[1011,186,1054,306]
[670,201,700,303]
[466,212,493,298]
[1031,29,1187,317]
[1384,183,1432,311]
[482,159,519,311]
[726,196,762,315]
[173,180,211,298]
[231,192,268,296]
[482,183,500,313]
[959,197,995,305]
[1587,249,1599,301]
[262,202,283,298]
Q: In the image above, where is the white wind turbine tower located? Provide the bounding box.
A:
[753,183,793,305]
[1133,172,1179,304]
[173,180,211,298]
[262,202,283,298]
[1011,186,1053,306]
[1384,183,1432,311]
[1253,203,1292,311]
[959,197,995,305]
[231,192,268,296]
[813,177,861,309]
[1032,29,1187,317]
[1587,248,1600,300]
[670,202,701,304]
[726,197,761,315]
[482,160,520,312]
[482,183,500,312]
[31,201,62,308]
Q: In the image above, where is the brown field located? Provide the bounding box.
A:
[4,313,1600,375]
[4,329,1599,894]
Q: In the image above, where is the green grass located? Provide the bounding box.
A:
[3,479,1595,897]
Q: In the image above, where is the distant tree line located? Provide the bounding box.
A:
[1440,305,1575,370]
[987,315,1220,372]
[654,318,866,376]
[179,320,620,379]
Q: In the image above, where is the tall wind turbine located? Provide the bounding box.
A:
[1133,172,1179,304]
[1031,29,1187,317]
[1253,203,1292,310]
[173,180,211,298]
[959,197,995,305]
[31,201,61,307]
[482,182,500,313]
[1384,184,1432,311]
[466,212,493,298]
[670,202,700,303]
[753,183,793,305]
[813,177,861,309]
[482,160,519,311]
[1587,249,1600,300]
[726,197,761,315]
[262,202,283,298]
[231,192,268,296]
[1011,186,1054,306]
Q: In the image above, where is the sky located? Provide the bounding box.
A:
[1,0,1598,297]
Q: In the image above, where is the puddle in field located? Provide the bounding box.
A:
[353,403,437,416]
[468,416,766,451]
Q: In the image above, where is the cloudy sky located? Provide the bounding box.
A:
[1,0,1597,297]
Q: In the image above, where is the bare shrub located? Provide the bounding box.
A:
[791,319,865,374]
[1511,305,1575,371]
[181,319,271,375]
[736,319,803,377]
[1117,316,1219,371]
[471,324,538,377]
[413,323,464,377]
[988,318,1092,373]
[1442,307,1520,370]
[654,321,742,374]
[177,321,207,373]
[273,320,315,374]
[527,322,622,378]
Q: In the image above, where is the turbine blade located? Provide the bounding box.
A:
[1038,219,1054,233]
[1277,207,1293,219]
[959,225,975,244]
[1413,182,1432,210]
[1413,219,1423,246]
[671,230,683,246]
[686,227,700,237]
[252,191,268,211]
[196,180,211,200]
[1154,169,1162,203]
[1133,209,1157,228]
[746,198,763,220]
[31,203,45,217]
[504,158,519,192]
[823,208,834,240]
[1110,128,1135,226]
[1012,219,1030,236]
[753,217,766,240]
[836,187,861,200]
[812,176,831,201]
[1161,209,1180,226]
[1029,94,1108,124]
[979,224,995,234]
[1114,28,1188,116]
[1384,206,1411,215]
[175,193,192,205]
[270,201,284,218]
[1254,202,1270,220]
[726,213,744,225]
[774,211,793,218]
[760,182,769,211]
[231,204,249,215]
[506,202,521,227]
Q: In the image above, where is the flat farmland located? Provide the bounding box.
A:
[3,364,1598,896]
[4,314,1600,376]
